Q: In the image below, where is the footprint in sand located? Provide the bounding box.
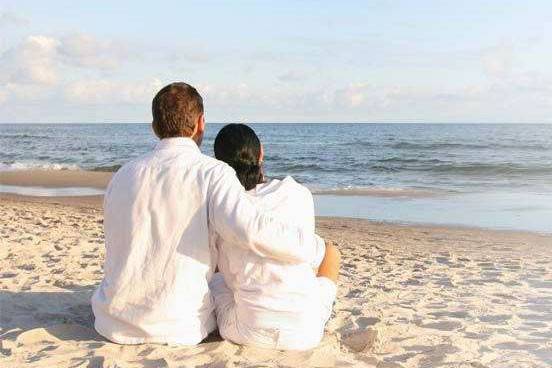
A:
[517,313,552,322]
[493,341,540,351]
[435,256,452,265]
[17,263,36,271]
[429,311,470,319]
[478,314,512,324]
[527,279,552,289]
[0,272,17,279]
[419,320,463,331]
[355,316,381,329]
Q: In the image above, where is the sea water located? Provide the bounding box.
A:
[1,123,551,233]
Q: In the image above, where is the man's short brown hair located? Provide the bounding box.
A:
[152,82,204,139]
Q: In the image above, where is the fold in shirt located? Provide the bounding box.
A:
[91,137,321,345]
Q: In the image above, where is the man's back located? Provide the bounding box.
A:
[92,137,221,345]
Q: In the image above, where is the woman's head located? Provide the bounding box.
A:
[214,124,264,191]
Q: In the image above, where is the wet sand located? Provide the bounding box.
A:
[0,170,112,189]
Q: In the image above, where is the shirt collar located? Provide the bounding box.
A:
[154,137,200,152]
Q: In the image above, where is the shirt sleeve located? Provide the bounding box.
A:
[311,234,326,269]
[207,164,318,264]
[297,181,326,268]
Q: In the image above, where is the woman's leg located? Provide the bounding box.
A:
[210,273,278,348]
[316,242,341,283]
[209,273,240,339]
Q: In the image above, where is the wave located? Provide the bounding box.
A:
[271,159,552,178]
[0,184,104,197]
[355,159,552,177]
[311,186,443,198]
[376,157,445,164]
[390,141,551,151]
[411,163,552,176]
[0,133,51,139]
[275,163,342,173]
[91,165,122,172]
[0,161,125,172]
[0,162,82,171]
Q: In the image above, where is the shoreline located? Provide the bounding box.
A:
[0,192,105,208]
[0,169,112,188]
[1,169,552,234]
[0,169,439,197]
[1,192,551,241]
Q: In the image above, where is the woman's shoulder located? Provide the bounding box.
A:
[280,176,313,199]
[252,176,313,203]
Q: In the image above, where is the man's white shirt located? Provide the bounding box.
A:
[91,137,321,345]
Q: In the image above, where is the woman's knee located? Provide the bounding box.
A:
[327,243,341,262]
[317,242,341,283]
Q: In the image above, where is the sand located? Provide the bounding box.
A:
[1,194,551,367]
[0,170,112,189]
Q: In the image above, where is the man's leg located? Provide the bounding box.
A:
[317,242,341,283]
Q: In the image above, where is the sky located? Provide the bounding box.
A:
[0,1,551,123]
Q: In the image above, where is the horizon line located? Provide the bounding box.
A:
[1,121,551,125]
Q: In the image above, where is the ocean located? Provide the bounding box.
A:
[1,123,552,233]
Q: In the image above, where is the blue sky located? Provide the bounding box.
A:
[0,1,551,123]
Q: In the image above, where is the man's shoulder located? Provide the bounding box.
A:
[197,153,225,169]
[108,150,235,191]
[115,150,225,172]
[197,154,235,178]
[111,153,152,177]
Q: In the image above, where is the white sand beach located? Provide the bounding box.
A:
[1,187,551,367]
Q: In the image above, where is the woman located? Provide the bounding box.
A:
[209,123,341,351]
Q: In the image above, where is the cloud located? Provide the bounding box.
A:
[194,74,552,123]
[1,35,60,85]
[482,42,514,77]
[198,82,385,115]
[169,49,211,64]
[1,32,129,86]
[59,33,128,70]
[478,41,552,110]
[64,78,163,105]
[277,70,308,83]
[0,11,29,27]
[332,83,371,107]
[0,32,137,105]
[1,27,550,122]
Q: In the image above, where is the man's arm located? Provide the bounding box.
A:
[208,164,319,264]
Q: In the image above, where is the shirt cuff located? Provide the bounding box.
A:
[310,234,326,268]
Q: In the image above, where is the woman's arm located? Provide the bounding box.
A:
[316,241,341,284]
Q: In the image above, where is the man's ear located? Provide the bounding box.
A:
[196,114,205,135]
[192,113,205,146]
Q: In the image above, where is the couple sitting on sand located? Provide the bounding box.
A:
[91,82,341,351]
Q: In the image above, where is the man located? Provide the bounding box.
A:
[91,82,324,345]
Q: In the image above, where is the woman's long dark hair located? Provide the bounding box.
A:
[214,124,264,191]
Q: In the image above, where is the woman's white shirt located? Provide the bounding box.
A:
[212,177,332,338]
